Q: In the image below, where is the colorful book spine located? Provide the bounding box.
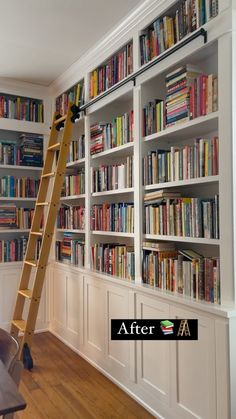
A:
[142,99,165,136]
[0,236,41,263]
[142,248,220,304]
[56,82,84,115]
[91,203,134,233]
[0,95,44,122]
[67,135,85,163]
[61,169,85,196]
[57,206,85,230]
[92,156,133,192]
[145,195,219,239]
[91,243,135,281]
[140,0,218,66]
[55,233,85,267]
[143,137,219,185]
[90,42,133,98]
[90,111,134,155]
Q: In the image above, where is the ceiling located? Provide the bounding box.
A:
[0,0,140,86]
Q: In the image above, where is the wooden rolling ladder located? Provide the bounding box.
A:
[10,103,80,369]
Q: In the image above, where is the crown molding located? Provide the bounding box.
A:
[49,0,169,97]
[0,77,49,99]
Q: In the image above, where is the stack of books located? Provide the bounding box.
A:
[67,135,85,163]
[90,111,134,155]
[144,190,219,239]
[55,233,85,267]
[61,169,85,197]
[0,176,40,198]
[92,157,133,192]
[0,205,17,229]
[140,0,218,65]
[57,206,85,230]
[165,65,218,127]
[20,134,44,167]
[91,203,134,233]
[0,94,44,122]
[142,246,220,303]
[56,82,84,115]
[160,320,174,335]
[90,42,133,98]
[142,99,165,136]
[143,136,219,185]
[91,243,135,281]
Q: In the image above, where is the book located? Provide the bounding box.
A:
[91,203,134,233]
[55,233,85,267]
[61,169,85,197]
[0,94,44,122]
[92,156,133,193]
[56,81,84,115]
[57,206,85,230]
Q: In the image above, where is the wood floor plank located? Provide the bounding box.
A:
[16,332,155,419]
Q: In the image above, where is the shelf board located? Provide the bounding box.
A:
[56,229,85,234]
[0,164,42,171]
[92,230,134,238]
[0,261,23,267]
[91,142,134,159]
[92,187,134,197]
[66,158,85,168]
[60,194,85,201]
[0,197,36,201]
[143,112,219,143]
[0,229,30,234]
[0,117,49,135]
[87,80,133,114]
[144,234,220,245]
[144,175,219,190]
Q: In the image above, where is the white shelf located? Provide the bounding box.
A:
[57,229,85,234]
[0,164,42,171]
[0,261,23,268]
[143,112,219,143]
[144,175,219,190]
[92,230,134,238]
[0,117,49,135]
[91,142,134,159]
[0,197,36,202]
[60,194,85,201]
[66,158,85,168]
[92,187,134,197]
[144,234,220,245]
[0,229,30,234]
[87,80,133,114]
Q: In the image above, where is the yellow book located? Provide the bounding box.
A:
[75,83,81,106]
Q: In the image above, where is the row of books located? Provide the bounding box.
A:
[165,66,218,127]
[0,135,43,167]
[56,82,84,115]
[67,135,85,164]
[91,203,134,233]
[144,191,219,239]
[61,170,85,197]
[57,206,85,230]
[20,134,44,167]
[90,111,134,155]
[90,43,133,99]
[0,176,40,198]
[0,237,41,263]
[91,243,135,281]
[92,157,133,193]
[143,137,219,185]
[55,234,85,267]
[140,0,218,65]
[143,100,165,136]
[142,245,220,304]
[0,206,40,229]
[0,95,44,122]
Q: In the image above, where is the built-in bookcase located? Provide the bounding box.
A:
[55,79,84,116]
[52,0,234,310]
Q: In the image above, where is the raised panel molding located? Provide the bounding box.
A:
[136,294,171,409]
[170,306,216,419]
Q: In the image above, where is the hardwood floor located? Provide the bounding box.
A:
[16,332,155,419]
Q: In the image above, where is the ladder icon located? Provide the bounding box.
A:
[177,320,191,337]
[10,103,80,369]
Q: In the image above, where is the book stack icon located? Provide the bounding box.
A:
[160,320,174,335]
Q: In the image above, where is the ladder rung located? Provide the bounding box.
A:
[36,202,49,206]
[24,260,37,267]
[31,231,43,237]
[41,172,55,178]
[12,319,26,332]
[18,289,32,299]
[54,115,67,125]
[48,142,60,151]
